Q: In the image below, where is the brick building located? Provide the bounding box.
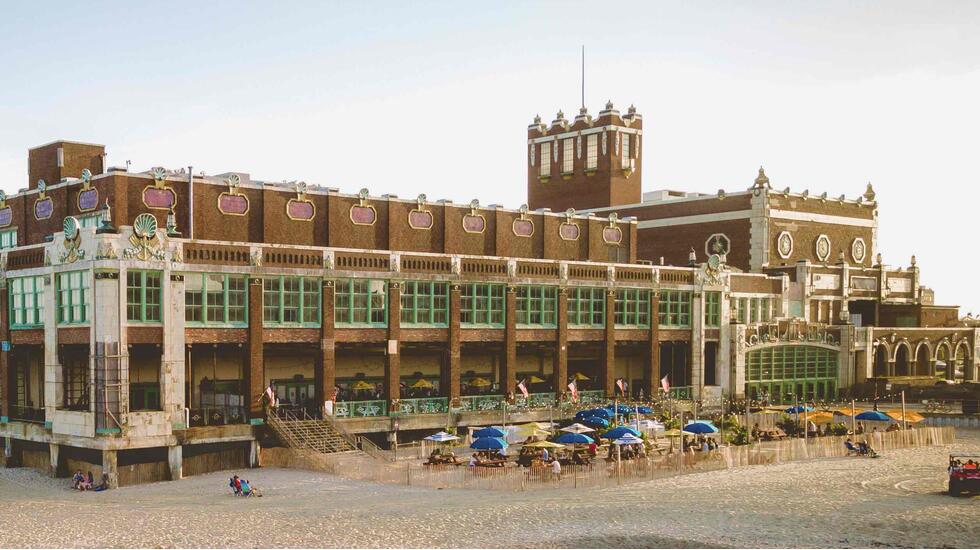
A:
[0,113,975,485]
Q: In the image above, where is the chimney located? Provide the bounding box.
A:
[28,140,105,190]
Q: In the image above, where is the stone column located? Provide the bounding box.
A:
[502,286,517,399]
[603,289,616,397]
[554,288,568,401]
[0,278,9,420]
[163,273,186,427]
[49,443,60,477]
[249,439,261,468]
[246,278,264,419]
[167,445,182,480]
[887,360,895,378]
[320,280,336,411]
[92,269,123,432]
[102,449,118,489]
[645,292,660,399]
[43,273,60,417]
[385,282,401,407]
[732,325,747,399]
[690,293,704,400]
[447,285,461,403]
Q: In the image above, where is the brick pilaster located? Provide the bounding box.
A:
[246,278,264,418]
[554,288,568,400]
[0,280,8,418]
[385,282,401,407]
[503,286,517,399]
[646,292,660,400]
[447,284,461,402]
[320,280,335,407]
[604,289,616,397]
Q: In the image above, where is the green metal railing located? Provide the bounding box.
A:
[667,386,694,400]
[396,397,449,415]
[459,394,505,412]
[578,390,605,404]
[334,399,387,418]
[514,392,556,409]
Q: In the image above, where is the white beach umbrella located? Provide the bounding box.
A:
[560,423,596,434]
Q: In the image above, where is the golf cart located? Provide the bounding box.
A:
[948,454,980,496]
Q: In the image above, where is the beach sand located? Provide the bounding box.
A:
[1,430,978,548]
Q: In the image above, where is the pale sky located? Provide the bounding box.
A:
[1,1,977,313]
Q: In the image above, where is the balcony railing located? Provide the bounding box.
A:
[188,406,247,427]
[578,390,605,404]
[514,392,556,409]
[459,394,506,412]
[667,386,694,400]
[334,399,387,418]
[396,397,449,415]
[9,405,45,423]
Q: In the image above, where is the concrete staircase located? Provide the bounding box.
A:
[267,409,357,454]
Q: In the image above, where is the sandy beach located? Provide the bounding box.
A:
[1,430,978,548]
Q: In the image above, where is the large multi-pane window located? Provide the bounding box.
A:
[516,285,557,327]
[736,297,773,325]
[586,134,598,170]
[0,228,17,249]
[736,297,749,324]
[9,275,44,328]
[77,212,103,229]
[185,274,247,325]
[265,276,321,326]
[56,271,88,324]
[539,142,551,177]
[745,345,839,401]
[334,279,385,327]
[705,291,721,328]
[621,133,631,169]
[127,270,162,322]
[400,281,448,326]
[658,290,691,327]
[460,283,505,327]
[615,288,651,327]
[562,138,574,173]
[567,287,605,327]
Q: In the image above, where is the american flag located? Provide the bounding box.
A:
[616,378,628,396]
[517,378,529,398]
[567,380,579,403]
[661,375,670,393]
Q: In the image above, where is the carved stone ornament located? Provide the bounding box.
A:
[59,216,84,264]
[777,231,794,259]
[462,199,486,234]
[218,174,249,216]
[559,208,580,241]
[705,233,730,257]
[815,234,832,262]
[250,250,263,267]
[408,193,433,230]
[512,204,534,237]
[170,246,183,265]
[349,188,377,226]
[451,256,462,275]
[851,237,867,264]
[287,181,316,221]
[529,144,535,167]
[95,240,117,260]
[602,213,623,244]
[700,253,726,286]
[34,180,54,220]
[601,131,607,155]
[124,213,166,261]
[0,190,9,227]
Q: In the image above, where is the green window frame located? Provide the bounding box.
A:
[761,297,772,322]
[400,281,448,327]
[460,283,505,327]
[657,290,691,328]
[265,276,321,326]
[516,285,557,327]
[185,273,248,326]
[615,288,651,327]
[0,228,17,250]
[130,382,161,411]
[56,270,88,324]
[127,270,162,323]
[736,297,749,324]
[705,291,721,328]
[9,275,44,328]
[567,287,605,327]
[334,278,385,327]
[745,345,839,400]
[77,213,103,229]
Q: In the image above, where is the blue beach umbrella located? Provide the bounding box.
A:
[613,433,645,446]
[682,421,719,434]
[855,410,892,422]
[576,408,613,420]
[473,427,507,438]
[582,416,610,428]
[556,432,595,445]
[784,405,815,414]
[604,426,642,440]
[636,406,653,415]
[606,404,633,414]
[470,437,508,450]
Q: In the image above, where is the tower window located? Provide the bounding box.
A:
[562,138,574,174]
[586,134,598,170]
[539,143,551,177]
[621,134,631,169]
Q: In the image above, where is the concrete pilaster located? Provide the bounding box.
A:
[555,288,568,400]
[168,445,182,480]
[163,272,186,427]
[249,440,261,467]
[448,285,461,403]
[246,278,264,418]
[43,273,59,416]
[0,279,9,419]
[320,280,335,410]
[732,325,747,399]
[385,282,401,406]
[503,286,517,399]
[645,292,660,399]
[690,292,704,399]
[102,449,118,489]
[49,443,60,476]
[603,289,616,397]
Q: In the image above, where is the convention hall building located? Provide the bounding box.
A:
[0,102,975,485]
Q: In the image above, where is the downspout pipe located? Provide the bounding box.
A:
[187,166,194,239]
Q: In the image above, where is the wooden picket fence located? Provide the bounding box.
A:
[324,426,954,491]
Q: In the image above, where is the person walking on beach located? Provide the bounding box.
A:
[550,457,561,481]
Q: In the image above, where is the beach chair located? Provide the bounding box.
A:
[844,441,860,456]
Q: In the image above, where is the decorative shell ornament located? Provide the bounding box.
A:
[0,189,6,207]
[63,216,80,241]
[80,168,92,185]
[60,216,84,264]
[37,179,47,196]
[151,167,167,182]
[358,188,370,200]
[133,212,158,239]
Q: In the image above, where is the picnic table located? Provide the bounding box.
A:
[759,428,787,441]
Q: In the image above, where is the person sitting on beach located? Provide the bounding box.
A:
[94,473,109,492]
[588,441,597,456]
[751,424,760,441]
[72,470,84,490]
[541,448,549,462]
[964,460,978,470]
[856,422,865,434]
[468,455,477,468]
[844,438,859,455]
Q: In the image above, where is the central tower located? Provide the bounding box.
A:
[526,102,642,212]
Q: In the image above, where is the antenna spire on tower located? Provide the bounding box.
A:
[581,45,585,109]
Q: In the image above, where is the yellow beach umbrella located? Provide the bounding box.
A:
[885,410,925,423]
[573,372,590,381]
[468,377,492,387]
[528,375,546,384]
[524,440,565,448]
[350,380,374,391]
[662,429,683,437]
[798,412,835,424]
[410,379,434,389]
[835,408,858,417]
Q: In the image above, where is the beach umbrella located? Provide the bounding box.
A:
[350,380,374,391]
[524,440,565,448]
[636,419,665,431]
[636,406,653,415]
[606,403,633,414]
[613,433,645,445]
[473,427,507,438]
[576,408,612,419]
[885,410,925,423]
[582,416,610,428]
[556,432,595,445]
[604,426,642,440]
[409,379,434,389]
[662,429,683,438]
[784,405,814,413]
[424,431,460,442]
[468,377,492,387]
[527,375,546,384]
[855,410,892,422]
[560,423,596,434]
[834,408,857,417]
[572,372,591,381]
[470,437,508,450]
[682,421,719,434]
[798,412,835,425]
